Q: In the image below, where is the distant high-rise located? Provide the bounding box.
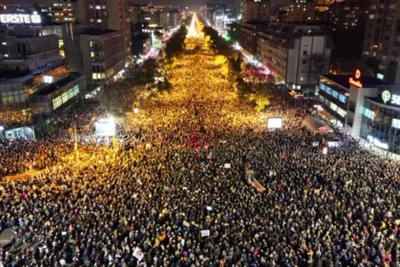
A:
[51,0,79,23]
[363,0,400,83]
[323,0,368,32]
[285,0,315,22]
[78,0,131,55]
[242,0,271,23]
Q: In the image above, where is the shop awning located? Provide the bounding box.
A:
[302,116,333,134]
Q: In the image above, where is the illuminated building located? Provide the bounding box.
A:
[128,3,169,30]
[241,21,332,90]
[167,9,182,29]
[0,24,62,72]
[51,0,79,23]
[317,71,400,158]
[0,14,84,139]
[362,0,400,84]
[200,3,227,26]
[79,0,131,54]
[285,0,315,22]
[322,0,368,31]
[79,29,126,89]
[242,0,271,23]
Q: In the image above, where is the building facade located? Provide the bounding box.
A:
[241,21,332,90]
[362,0,400,84]
[242,0,271,23]
[0,17,86,139]
[0,24,63,73]
[79,29,126,89]
[240,21,261,55]
[285,0,315,22]
[317,70,400,158]
[78,0,131,54]
[51,0,79,23]
[168,9,182,29]
[326,0,368,32]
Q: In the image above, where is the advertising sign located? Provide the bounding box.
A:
[0,13,42,24]
[349,69,363,88]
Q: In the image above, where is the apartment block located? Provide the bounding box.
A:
[362,0,400,84]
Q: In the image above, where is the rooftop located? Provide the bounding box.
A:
[243,20,330,36]
[0,74,33,85]
[322,74,388,88]
[33,73,83,96]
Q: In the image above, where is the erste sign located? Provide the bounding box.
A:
[0,13,42,25]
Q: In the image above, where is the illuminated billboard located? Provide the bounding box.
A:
[267,117,283,129]
[95,118,116,137]
[0,13,42,25]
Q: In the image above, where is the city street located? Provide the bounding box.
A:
[0,14,399,267]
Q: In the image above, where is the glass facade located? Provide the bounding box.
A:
[52,85,80,110]
[318,82,348,122]
[319,83,348,104]
[361,99,400,154]
[1,90,25,105]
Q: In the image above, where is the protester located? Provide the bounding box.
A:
[0,20,399,267]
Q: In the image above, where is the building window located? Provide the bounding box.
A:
[339,94,347,104]
[303,51,307,55]
[330,102,338,111]
[302,59,307,64]
[337,107,347,118]
[362,107,375,120]
[92,73,104,80]
[52,96,62,110]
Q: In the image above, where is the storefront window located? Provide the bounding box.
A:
[52,96,62,110]
[337,107,347,118]
[61,92,69,103]
[73,85,79,96]
[339,94,347,104]
[363,107,375,120]
[330,102,338,111]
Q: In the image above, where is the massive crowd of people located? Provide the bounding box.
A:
[0,18,399,267]
[0,101,107,178]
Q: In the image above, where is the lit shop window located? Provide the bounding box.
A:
[362,107,375,120]
[392,118,400,129]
